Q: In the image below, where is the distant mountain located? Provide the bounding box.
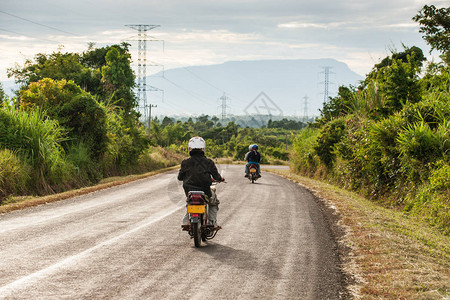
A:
[147,58,364,117]
[1,59,364,118]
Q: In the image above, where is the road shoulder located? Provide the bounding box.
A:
[265,168,450,300]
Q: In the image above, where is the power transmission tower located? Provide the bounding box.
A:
[218,93,230,123]
[302,94,309,123]
[125,24,162,120]
[320,66,335,104]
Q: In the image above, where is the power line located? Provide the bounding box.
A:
[0,10,78,36]
[162,76,212,105]
[161,56,225,94]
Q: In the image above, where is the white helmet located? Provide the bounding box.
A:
[249,144,254,151]
[188,136,206,152]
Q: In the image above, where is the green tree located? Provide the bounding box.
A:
[320,86,356,121]
[7,52,84,86]
[413,5,450,63]
[101,46,136,112]
[19,78,108,158]
[161,116,174,127]
[378,57,423,113]
[211,116,219,126]
[374,46,426,70]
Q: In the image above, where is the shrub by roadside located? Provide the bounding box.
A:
[0,149,30,201]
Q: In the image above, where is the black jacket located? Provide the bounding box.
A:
[177,150,222,197]
[247,150,261,163]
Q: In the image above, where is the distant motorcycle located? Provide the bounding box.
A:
[181,182,223,247]
[247,163,260,183]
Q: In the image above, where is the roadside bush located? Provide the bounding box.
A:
[102,107,149,176]
[291,127,320,175]
[137,146,183,173]
[332,116,369,191]
[20,78,108,159]
[66,142,101,184]
[313,118,347,168]
[400,92,450,130]
[405,161,450,234]
[364,116,404,196]
[397,121,448,183]
[0,106,76,193]
[0,149,30,200]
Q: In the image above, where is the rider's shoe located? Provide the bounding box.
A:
[181,225,190,231]
[257,174,262,178]
[244,174,249,178]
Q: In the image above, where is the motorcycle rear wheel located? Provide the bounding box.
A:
[193,221,202,247]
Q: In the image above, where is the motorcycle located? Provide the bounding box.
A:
[248,163,260,183]
[181,182,223,247]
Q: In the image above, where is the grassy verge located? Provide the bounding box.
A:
[267,169,450,300]
[0,165,179,214]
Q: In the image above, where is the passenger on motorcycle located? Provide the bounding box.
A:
[178,137,224,227]
[245,144,261,178]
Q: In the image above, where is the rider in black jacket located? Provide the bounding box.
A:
[178,137,224,227]
[178,149,223,197]
[245,144,261,177]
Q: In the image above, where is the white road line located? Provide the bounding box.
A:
[0,204,184,298]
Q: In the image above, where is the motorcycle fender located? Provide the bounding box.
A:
[190,216,199,223]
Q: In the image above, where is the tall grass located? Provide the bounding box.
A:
[350,81,385,118]
[0,149,30,200]
[290,127,320,175]
[0,105,75,193]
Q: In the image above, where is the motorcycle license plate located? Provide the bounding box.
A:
[250,169,257,173]
[187,205,205,214]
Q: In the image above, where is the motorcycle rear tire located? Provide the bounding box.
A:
[193,221,201,247]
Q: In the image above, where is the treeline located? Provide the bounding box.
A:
[0,43,182,201]
[149,115,295,163]
[291,5,449,234]
[155,115,311,130]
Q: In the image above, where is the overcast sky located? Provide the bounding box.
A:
[0,0,447,82]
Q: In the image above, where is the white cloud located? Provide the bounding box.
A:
[0,0,438,82]
[278,22,327,29]
[382,23,419,29]
[0,34,34,41]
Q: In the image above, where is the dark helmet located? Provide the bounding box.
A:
[252,144,259,150]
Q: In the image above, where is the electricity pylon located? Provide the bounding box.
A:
[125,24,161,119]
[320,66,335,104]
[302,95,309,123]
[218,93,230,123]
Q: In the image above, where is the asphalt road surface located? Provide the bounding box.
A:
[0,165,346,299]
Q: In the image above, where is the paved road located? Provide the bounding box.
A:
[0,165,346,299]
